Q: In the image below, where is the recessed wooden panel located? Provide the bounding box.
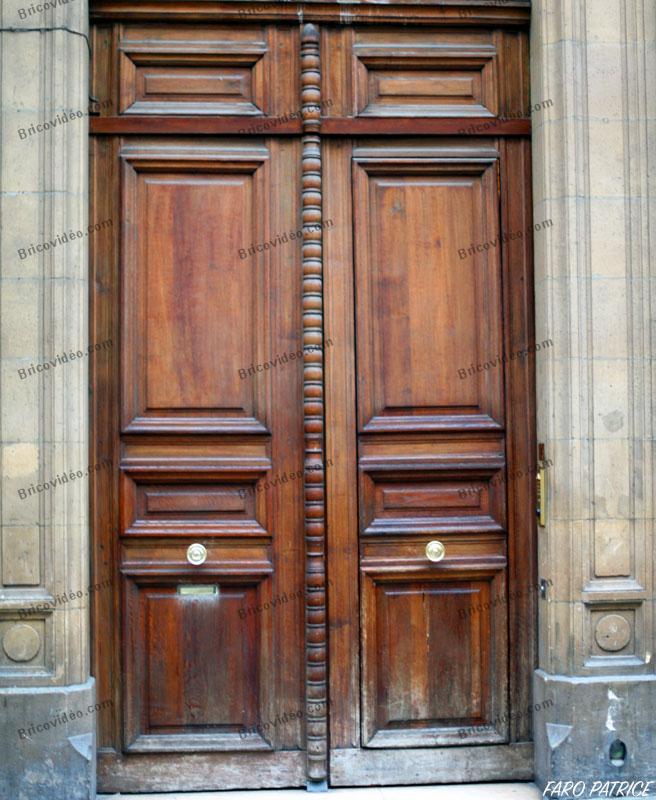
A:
[361,565,507,748]
[138,65,255,109]
[353,145,504,432]
[353,30,499,118]
[118,24,297,116]
[125,573,271,752]
[358,437,506,537]
[381,483,475,510]
[119,442,272,537]
[121,478,268,537]
[143,176,254,413]
[361,476,504,537]
[121,142,271,434]
[146,487,243,513]
[146,586,256,728]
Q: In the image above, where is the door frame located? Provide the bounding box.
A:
[89,1,537,791]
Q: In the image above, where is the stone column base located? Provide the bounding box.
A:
[535,669,656,798]
[0,678,96,800]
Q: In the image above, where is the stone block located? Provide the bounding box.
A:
[0,680,96,800]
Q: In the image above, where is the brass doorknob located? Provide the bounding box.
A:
[187,543,207,566]
[425,540,446,562]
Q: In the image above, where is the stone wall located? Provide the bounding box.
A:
[531,0,656,792]
[0,0,94,797]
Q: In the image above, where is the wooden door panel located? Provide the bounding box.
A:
[322,25,527,123]
[361,474,505,537]
[119,441,271,538]
[353,143,504,432]
[143,587,258,729]
[122,481,261,537]
[359,437,506,537]
[116,136,303,757]
[119,24,298,117]
[323,125,534,784]
[124,565,273,752]
[121,141,271,434]
[361,561,507,748]
[121,542,277,753]
[353,30,499,118]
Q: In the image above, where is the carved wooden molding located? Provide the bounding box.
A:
[91,1,531,27]
[301,21,328,787]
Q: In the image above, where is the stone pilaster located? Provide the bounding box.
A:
[0,0,94,798]
[531,0,656,794]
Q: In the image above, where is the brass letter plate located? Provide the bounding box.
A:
[177,585,219,597]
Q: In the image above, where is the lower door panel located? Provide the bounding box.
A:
[361,557,508,749]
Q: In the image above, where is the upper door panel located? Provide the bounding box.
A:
[120,140,273,434]
[353,142,504,433]
[322,26,528,121]
[95,23,299,119]
[353,29,500,118]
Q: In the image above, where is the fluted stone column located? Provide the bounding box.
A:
[0,0,94,798]
[531,0,656,793]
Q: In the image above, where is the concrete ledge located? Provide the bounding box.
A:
[534,670,656,797]
[0,678,96,800]
[98,784,543,799]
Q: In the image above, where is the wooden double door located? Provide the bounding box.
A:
[90,1,536,792]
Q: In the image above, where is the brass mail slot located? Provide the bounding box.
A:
[177,585,219,597]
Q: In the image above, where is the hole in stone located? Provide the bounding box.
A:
[609,739,626,767]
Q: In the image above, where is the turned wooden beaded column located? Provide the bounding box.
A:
[301,22,328,790]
